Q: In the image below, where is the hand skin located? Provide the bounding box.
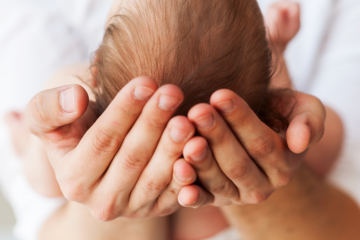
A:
[176,0,341,208]
[22,1,344,239]
[26,65,198,221]
[174,2,346,239]
[221,164,360,240]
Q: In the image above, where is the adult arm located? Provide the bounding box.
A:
[221,164,360,240]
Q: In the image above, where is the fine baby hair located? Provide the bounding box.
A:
[92,0,288,130]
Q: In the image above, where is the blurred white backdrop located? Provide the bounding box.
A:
[0,192,16,240]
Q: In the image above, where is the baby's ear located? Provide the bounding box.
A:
[90,54,100,88]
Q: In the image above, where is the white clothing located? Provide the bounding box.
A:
[0,1,112,240]
[0,0,360,240]
[259,0,360,203]
[203,228,241,240]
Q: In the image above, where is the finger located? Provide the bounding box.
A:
[188,104,272,204]
[210,90,296,190]
[26,85,89,136]
[130,116,194,207]
[155,159,197,216]
[286,92,326,153]
[183,137,238,205]
[56,77,158,199]
[178,185,214,208]
[95,84,184,207]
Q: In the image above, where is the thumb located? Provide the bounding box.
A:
[26,85,89,136]
[286,93,325,154]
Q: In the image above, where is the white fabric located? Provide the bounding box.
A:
[0,1,112,240]
[0,0,360,240]
[202,228,241,240]
[259,0,360,204]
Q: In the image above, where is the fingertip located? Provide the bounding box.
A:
[26,85,91,135]
[188,103,214,121]
[287,119,311,154]
[173,159,197,184]
[178,185,200,206]
[169,116,195,133]
[210,89,236,105]
[72,85,89,116]
[168,116,195,143]
[131,76,158,90]
[125,76,158,101]
[158,84,184,100]
[183,137,208,163]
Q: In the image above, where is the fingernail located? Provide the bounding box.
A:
[175,172,192,182]
[170,128,193,143]
[190,147,207,162]
[216,100,234,113]
[195,114,215,130]
[133,86,155,100]
[60,87,75,113]
[159,95,182,111]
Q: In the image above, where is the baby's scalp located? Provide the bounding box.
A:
[93,0,286,129]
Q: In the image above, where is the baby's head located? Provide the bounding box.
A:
[92,0,286,129]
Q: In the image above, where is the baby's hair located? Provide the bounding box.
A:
[93,0,288,130]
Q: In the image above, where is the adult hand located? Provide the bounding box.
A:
[26,76,197,220]
[176,1,325,207]
[177,90,325,207]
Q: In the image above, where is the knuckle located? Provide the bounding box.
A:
[160,141,181,159]
[210,180,234,197]
[166,187,178,199]
[248,136,274,159]
[226,159,250,181]
[61,180,88,203]
[145,116,166,132]
[120,149,147,172]
[245,190,271,204]
[91,128,121,156]
[143,177,168,193]
[272,171,293,189]
[208,130,227,146]
[117,103,140,120]
[91,202,117,222]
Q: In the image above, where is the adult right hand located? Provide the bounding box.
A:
[176,1,325,207]
[26,76,197,221]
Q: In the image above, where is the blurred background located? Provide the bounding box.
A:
[0,192,16,240]
[0,1,112,239]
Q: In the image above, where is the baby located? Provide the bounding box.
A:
[92,0,287,130]
[5,0,342,239]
